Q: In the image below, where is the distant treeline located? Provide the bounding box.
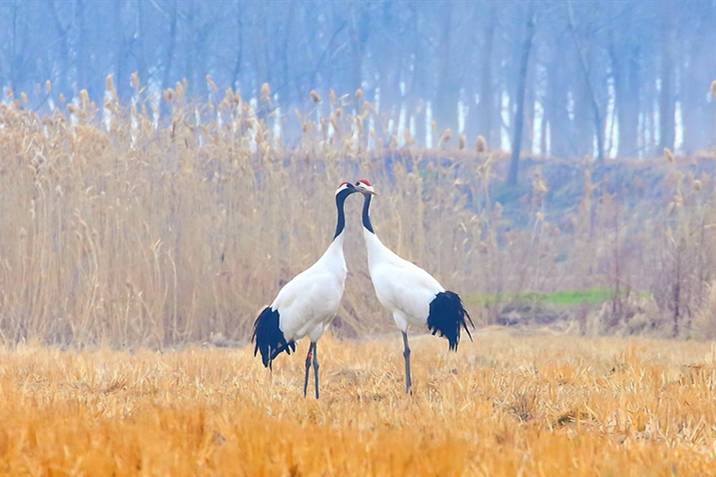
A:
[1,0,715,157]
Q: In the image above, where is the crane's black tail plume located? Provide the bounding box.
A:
[252,307,296,368]
[427,291,474,351]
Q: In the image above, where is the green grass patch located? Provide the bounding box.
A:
[465,287,614,309]
[538,288,614,306]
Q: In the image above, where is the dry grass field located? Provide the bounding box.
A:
[1,328,715,476]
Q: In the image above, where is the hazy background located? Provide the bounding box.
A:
[0,0,715,346]
[1,0,715,159]
[0,3,714,471]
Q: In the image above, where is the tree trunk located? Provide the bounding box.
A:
[435,7,458,130]
[348,1,366,93]
[9,0,19,91]
[658,0,676,151]
[280,0,296,102]
[231,2,244,90]
[507,5,536,187]
[408,5,428,147]
[567,0,604,162]
[611,42,640,158]
[75,0,88,94]
[626,49,640,156]
[546,43,570,157]
[539,97,548,156]
[134,0,148,90]
[183,0,196,94]
[681,37,706,153]
[573,73,594,156]
[477,5,496,146]
[113,1,129,100]
[162,0,178,92]
[524,75,535,154]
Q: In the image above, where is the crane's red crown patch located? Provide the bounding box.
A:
[358,179,372,186]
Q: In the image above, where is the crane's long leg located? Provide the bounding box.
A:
[402,331,412,394]
[303,342,314,398]
[312,342,320,399]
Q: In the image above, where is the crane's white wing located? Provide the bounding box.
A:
[271,268,345,341]
[370,257,444,326]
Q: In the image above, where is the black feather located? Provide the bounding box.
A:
[251,307,296,368]
[426,291,474,351]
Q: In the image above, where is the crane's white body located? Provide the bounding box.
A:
[271,234,347,342]
[363,228,444,332]
[354,181,472,393]
[252,182,358,399]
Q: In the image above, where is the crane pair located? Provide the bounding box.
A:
[252,180,474,398]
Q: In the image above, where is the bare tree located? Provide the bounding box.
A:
[658,0,676,151]
[507,3,536,186]
[477,3,497,147]
[566,0,605,162]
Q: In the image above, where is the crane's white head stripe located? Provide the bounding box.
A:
[335,182,351,195]
[356,179,375,194]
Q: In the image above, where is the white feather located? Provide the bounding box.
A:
[363,228,444,331]
[272,234,347,342]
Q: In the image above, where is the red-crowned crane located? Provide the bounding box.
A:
[354,179,474,393]
[251,181,359,398]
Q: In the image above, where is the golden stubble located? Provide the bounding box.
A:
[0,328,715,475]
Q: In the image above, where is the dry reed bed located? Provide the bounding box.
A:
[0,80,715,345]
[0,83,497,345]
[0,328,715,475]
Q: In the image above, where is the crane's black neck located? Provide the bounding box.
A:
[333,190,350,239]
[362,194,375,234]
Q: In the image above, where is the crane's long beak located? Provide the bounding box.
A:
[354,183,378,196]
